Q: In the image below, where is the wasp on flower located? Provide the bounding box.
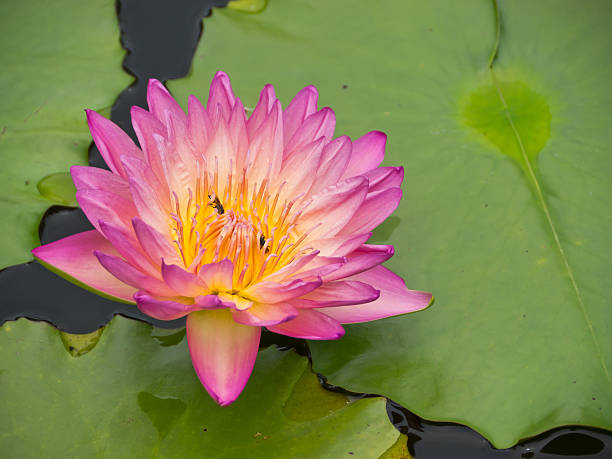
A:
[33,72,432,406]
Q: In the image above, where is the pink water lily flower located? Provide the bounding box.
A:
[33,72,432,406]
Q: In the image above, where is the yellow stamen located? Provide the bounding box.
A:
[170,165,309,290]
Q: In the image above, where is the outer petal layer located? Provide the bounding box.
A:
[231,302,298,327]
[242,278,322,304]
[187,309,261,406]
[293,280,380,308]
[342,130,386,178]
[267,309,345,340]
[32,230,136,303]
[86,110,143,178]
[322,244,394,281]
[317,265,432,323]
[339,187,402,235]
[135,291,210,320]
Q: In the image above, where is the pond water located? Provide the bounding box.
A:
[0,0,609,457]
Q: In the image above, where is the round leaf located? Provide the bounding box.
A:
[0,318,400,457]
[169,0,612,447]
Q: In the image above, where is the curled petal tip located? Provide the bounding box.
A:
[147,78,165,90]
[216,398,236,407]
[213,70,230,80]
[425,293,435,308]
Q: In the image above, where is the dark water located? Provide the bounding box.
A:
[0,0,609,457]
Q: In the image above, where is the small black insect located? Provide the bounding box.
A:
[207,194,224,215]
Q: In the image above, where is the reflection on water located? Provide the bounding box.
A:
[540,433,604,456]
[0,261,184,333]
[387,400,609,458]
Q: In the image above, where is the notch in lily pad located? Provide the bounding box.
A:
[59,327,104,357]
[283,366,349,421]
[37,172,77,207]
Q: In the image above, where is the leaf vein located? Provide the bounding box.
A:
[489,0,610,384]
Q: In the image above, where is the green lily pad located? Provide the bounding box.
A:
[36,172,78,207]
[0,0,130,268]
[227,0,268,14]
[170,0,612,448]
[0,318,399,457]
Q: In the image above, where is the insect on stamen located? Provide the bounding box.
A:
[208,193,225,215]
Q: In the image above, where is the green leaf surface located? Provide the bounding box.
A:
[227,0,268,14]
[0,0,130,268]
[170,0,612,447]
[0,318,399,458]
[36,172,77,207]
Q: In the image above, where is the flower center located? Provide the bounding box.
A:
[169,162,310,288]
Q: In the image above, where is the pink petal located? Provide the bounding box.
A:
[132,217,182,267]
[127,176,170,236]
[195,294,228,309]
[135,291,207,320]
[98,220,158,277]
[262,250,320,283]
[342,131,386,178]
[293,280,379,308]
[204,107,234,183]
[121,155,171,210]
[298,176,369,241]
[198,259,234,291]
[94,251,176,297]
[289,256,346,281]
[227,97,249,172]
[187,309,261,406]
[247,84,276,139]
[308,136,352,195]
[232,302,298,327]
[267,309,344,340]
[187,95,212,155]
[161,261,207,297]
[218,294,253,311]
[70,165,130,197]
[364,166,404,193]
[284,108,335,160]
[247,100,283,184]
[147,79,187,140]
[283,85,318,148]
[76,189,137,235]
[242,278,322,304]
[32,230,136,303]
[323,244,394,281]
[277,137,325,200]
[207,71,236,121]
[317,265,432,323]
[310,232,372,257]
[131,106,169,190]
[85,110,143,178]
[338,187,402,235]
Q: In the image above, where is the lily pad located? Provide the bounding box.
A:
[0,0,130,268]
[0,318,399,457]
[170,0,612,447]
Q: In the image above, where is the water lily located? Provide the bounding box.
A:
[33,72,432,406]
